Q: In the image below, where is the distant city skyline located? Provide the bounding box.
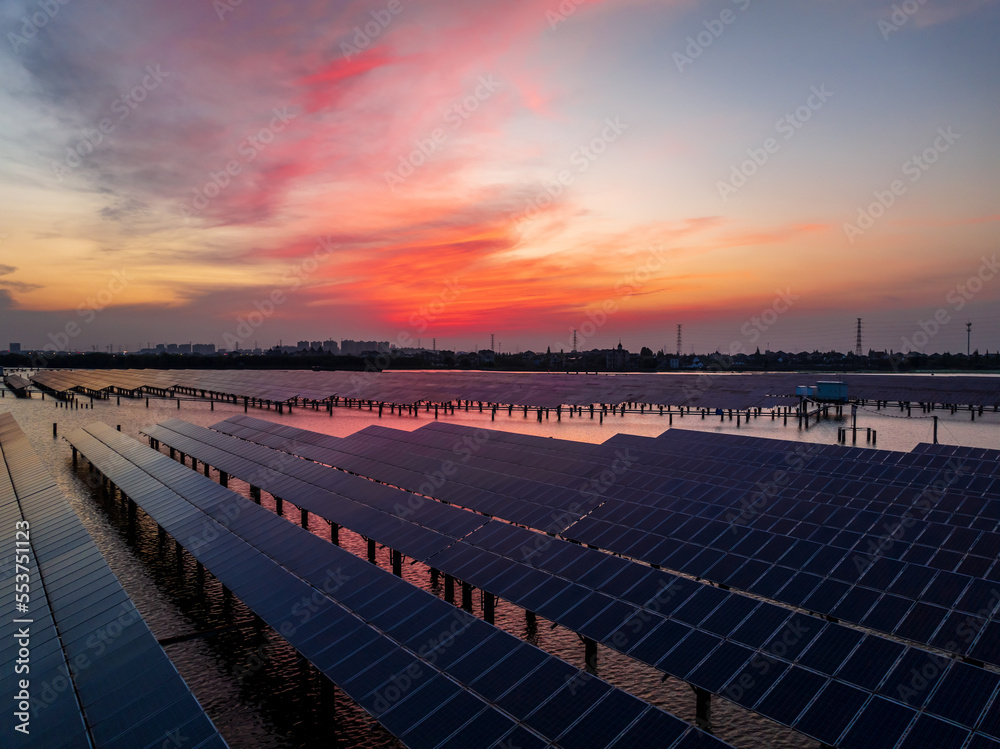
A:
[6,307,999,358]
[0,1,997,359]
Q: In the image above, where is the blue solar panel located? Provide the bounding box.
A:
[836,635,905,691]
[754,667,827,725]
[837,697,915,749]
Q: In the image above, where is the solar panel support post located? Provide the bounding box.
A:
[444,574,455,602]
[72,446,77,465]
[391,549,402,576]
[461,581,473,611]
[526,610,536,626]
[483,591,495,624]
[250,486,260,503]
[203,461,210,477]
[692,686,712,732]
[430,567,439,586]
[331,522,339,545]
[301,509,309,529]
[275,497,283,515]
[583,637,597,671]
[933,416,938,444]
[368,538,376,563]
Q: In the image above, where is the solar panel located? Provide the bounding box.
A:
[192,416,1000,747]
[0,414,225,749]
[70,421,721,749]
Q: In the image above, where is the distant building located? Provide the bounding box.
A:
[177,343,191,354]
[9,343,20,353]
[323,340,339,354]
[296,340,309,351]
[192,343,216,355]
[167,343,178,353]
[340,340,390,355]
[606,342,627,370]
[310,340,322,350]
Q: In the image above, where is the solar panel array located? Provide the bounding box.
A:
[30,368,1000,409]
[3,374,32,394]
[206,415,1000,748]
[322,421,1000,671]
[0,413,225,749]
[141,417,970,747]
[67,421,726,749]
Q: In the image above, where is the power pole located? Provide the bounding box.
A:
[855,318,863,357]
[572,330,577,353]
[491,333,495,352]
[676,324,682,356]
[967,322,972,356]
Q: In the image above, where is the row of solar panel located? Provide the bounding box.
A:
[645,429,1000,485]
[72,422,723,749]
[327,426,1000,667]
[326,427,1000,594]
[346,424,1000,591]
[367,424,1000,542]
[0,414,225,749]
[610,431,1000,505]
[190,418,1000,747]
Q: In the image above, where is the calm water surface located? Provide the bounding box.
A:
[2,382,997,748]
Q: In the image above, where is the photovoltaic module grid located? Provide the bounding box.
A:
[29,368,1000,409]
[67,421,731,749]
[199,414,1000,749]
[0,413,226,749]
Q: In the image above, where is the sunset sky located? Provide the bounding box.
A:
[1,0,998,355]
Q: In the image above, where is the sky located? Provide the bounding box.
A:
[0,0,998,356]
